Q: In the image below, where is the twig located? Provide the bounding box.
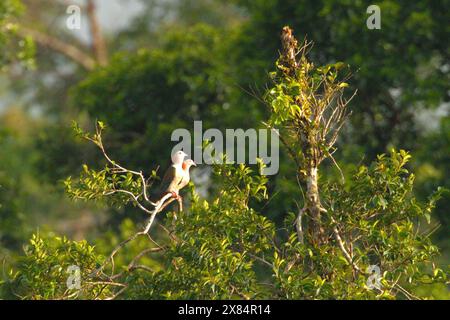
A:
[262,121,301,168]
[105,285,128,300]
[104,189,153,214]
[330,216,360,272]
[128,265,154,273]
[327,150,345,183]
[395,284,422,300]
[86,281,126,287]
[94,193,174,276]
[248,253,274,269]
[110,247,163,281]
[92,123,157,207]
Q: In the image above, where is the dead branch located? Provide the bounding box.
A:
[95,193,174,277]
[330,216,360,273]
[88,122,158,207]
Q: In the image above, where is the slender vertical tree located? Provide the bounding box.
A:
[265,26,355,245]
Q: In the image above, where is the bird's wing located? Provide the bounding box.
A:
[159,165,182,194]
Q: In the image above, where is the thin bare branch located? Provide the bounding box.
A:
[92,123,158,207]
[94,193,173,277]
[330,216,360,272]
[262,121,301,168]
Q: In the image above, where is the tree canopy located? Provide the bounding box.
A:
[0,0,448,300]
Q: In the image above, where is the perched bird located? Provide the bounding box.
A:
[158,151,189,200]
[171,150,187,166]
[178,159,196,192]
[172,158,196,213]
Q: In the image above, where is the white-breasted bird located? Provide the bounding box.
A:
[158,151,195,200]
[178,159,196,192]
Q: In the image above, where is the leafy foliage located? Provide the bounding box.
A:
[275,150,447,299]
[1,233,108,300]
[125,162,273,299]
[0,0,34,69]
[3,122,447,299]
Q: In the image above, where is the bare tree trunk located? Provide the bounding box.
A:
[86,0,108,66]
[305,165,324,244]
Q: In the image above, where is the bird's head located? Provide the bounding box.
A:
[182,159,196,171]
[171,150,188,165]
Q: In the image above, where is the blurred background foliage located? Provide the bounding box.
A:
[0,0,448,298]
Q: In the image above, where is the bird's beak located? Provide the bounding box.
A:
[192,161,197,167]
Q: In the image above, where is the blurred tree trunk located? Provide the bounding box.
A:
[18,27,96,70]
[18,0,108,70]
[86,0,108,66]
